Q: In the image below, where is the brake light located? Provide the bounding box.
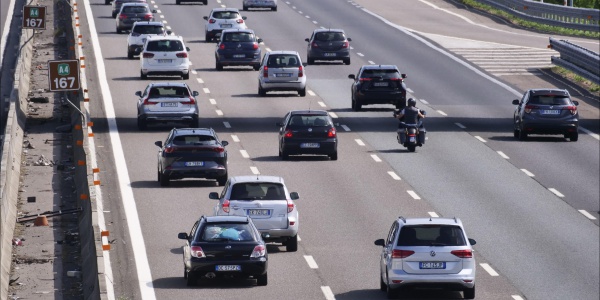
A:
[451,249,473,258]
[342,41,349,48]
[190,246,206,258]
[143,52,154,58]
[142,97,151,105]
[359,78,372,82]
[311,42,318,48]
[144,14,153,20]
[524,105,537,113]
[287,200,295,213]
[219,43,225,50]
[176,52,188,58]
[252,42,259,50]
[390,78,402,81]
[213,147,225,153]
[298,65,303,78]
[209,19,216,23]
[327,127,336,138]
[263,66,268,78]
[284,130,293,138]
[236,19,244,24]
[164,146,175,153]
[119,14,127,20]
[180,97,196,105]
[391,249,414,258]
[250,245,266,258]
[222,199,230,213]
[564,105,577,115]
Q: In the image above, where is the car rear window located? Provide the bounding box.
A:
[397,225,466,246]
[223,32,254,42]
[230,183,285,200]
[148,86,189,98]
[288,115,331,127]
[267,55,300,67]
[122,6,149,13]
[212,11,240,19]
[133,25,164,34]
[361,69,401,79]
[529,95,571,105]
[201,223,254,241]
[146,40,183,52]
[314,32,345,42]
[172,135,216,145]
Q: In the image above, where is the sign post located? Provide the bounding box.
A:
[48,60,81,92]
[23,6,47,29]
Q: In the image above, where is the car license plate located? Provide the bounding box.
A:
[276,73,292,77]
[541,110,560,115]
[131,18,141,21]
[215,265,241,271]
[157,59,172,63]
[221,24,232,28]
[247,209,270,216]
[185,161,204,167]
[233,54,245,58]
[373,82,389,87]
[300,143,320,148]
[419,262,446,269]
[324,53,336,57]
[161,102,178,107]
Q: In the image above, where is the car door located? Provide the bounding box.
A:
[382,222,398,274]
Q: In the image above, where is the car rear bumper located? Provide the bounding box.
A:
[308,49,350,60]
[520,120,578,134]
[260,80,306,91]
[163,165,227,180]
[356,91,405,105]
[141,64,190,75]
[282,140,337,155]
[139,112,197,122]
[189,259,267,277]
[217,56,261,66]
[258,227,298,240]
[387,269,475,290]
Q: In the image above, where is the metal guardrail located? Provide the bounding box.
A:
[475,0,600,32]
[549,37,600,85]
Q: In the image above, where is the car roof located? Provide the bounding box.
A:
[171,128,214,136]
[361,64,399,70]
[229,175,284,184]
[211,7,240,12]
[289,110,329,116]
[133,21,164,27]
[222,28,255,34]
[148,82,189,88]
[528,89,569,96]
[121,2,149,6]
[313,28,345,33]
[146,35,184,41]
[204,215,249,223]
[400,217,464,226]
[266,50,299,55]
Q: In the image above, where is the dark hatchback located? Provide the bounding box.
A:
[215,29,263,71]
[512,89,579,141]
[305,28,351,65]
[277,110,338,160]
[111,0,146,18]
[155,128,229,186]
[178,216,268,286]
[348,65,407,111]
[115,3,155,34]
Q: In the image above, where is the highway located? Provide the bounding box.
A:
[79,0,599,299]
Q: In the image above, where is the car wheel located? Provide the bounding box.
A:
[253,64,260,71]
[216,61,223,71]
[352,97,362,111]
[380,274,386,291]
[176,0,180,4]
[116,28,122,34]
[344,58,350,65]
[183,265,187,279]
[258,84,266,96]
[307,57,314,65]
[329,151,338,161]
[182,72,189,80]
[205,31,210,42]
[216,173,227,186]
[280,148,289,160]
[299,87,306,97]
[186,271,195,286]
[272,6,277,11]
[112,13,117,18]
[514,129,520,139]
[386,280,398,299]
[463,286,475,299]
[127,51,134,59]
[140,70,147,80]
[518,127,528,141]
[256,273,267,286]
[203,0,207,4]
[105,0,111,4]
[159,172,170,186]
[570,132,578,142]
[243,5,248,11]
[137,117,147,130]
[286,235,298,252]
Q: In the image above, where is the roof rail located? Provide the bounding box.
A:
[398,216,406,223]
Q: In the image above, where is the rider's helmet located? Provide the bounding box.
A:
[407,98,417,107]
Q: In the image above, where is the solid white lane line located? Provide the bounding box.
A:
[160,15,164,19]
[318,101,326,107]
[308,90,316,96]
[341,125,351,131]
[407,190,421,199]
[497,151,509,159]
[216,110,223,116]
[328,112,338,118]
[231,135,240,142]
[223,122,231,128]
[480,263,499,276]
[580,127,600,140]
[549,188,564,198]
[371,154,382,162]
[512,296,524,300]
[388,171,401,180]
[196,78,204,84]
[436,110,447,116]
[209,98,216,105]
[357,53,364,56]
[368,60,375,64]
[321,286,336,300]
[420,99,429,105]
[203,88,210,94]
[240,150,249,158]
[406,88,414,93]
[520,169,535,177]
[250,167,260,175]
[355,139,365,146]
[428,212,439,217]
[578,210,597,220]
[455,123,466,129]
[474,136,487,143]
[304,255,319,269]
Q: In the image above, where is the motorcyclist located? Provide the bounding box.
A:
[394,98,426,145]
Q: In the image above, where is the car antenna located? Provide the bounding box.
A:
[308,99,312,112]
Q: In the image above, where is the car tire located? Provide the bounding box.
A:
[380,274,386,291]
[183,265,187,279]
[570,132,578,142]
[299,87,306,97]
[205,31,210,42]
[140,70,147,80]
[216,174,227,186]
[280,149,289,160]
[116,28,122,34]
[463,286,475,299]
[243,5,248,11]
[256,272,267,286]
[351,97,362,111]
[182,72,189,80]
[286,235,298,252]
[329,151,338,161]
[386,280,398,299]
[514,129,520,139]
[159,172,170,186]
[258,84,266,96]
[137,117,147,130]
[253,64,260,71]
[186,271,195,286]
[105,0,111,5]
[344,58,350,65]
[216,61,223,71]
[272,6,277,11]
[176,0,180,4]
[203,0,207,4]
[518,128,528,141]
[307,57,314,65]
[407,145,416,152]
[112,13,117,18]
[127,51,134,59]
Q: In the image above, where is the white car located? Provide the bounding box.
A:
[126,21,170,59]
[203,8,247,42]
[243,0,277,11]
[210,175,300,252]
[258,50,307,97]
[375,217,477,299]
[140,35,191,79]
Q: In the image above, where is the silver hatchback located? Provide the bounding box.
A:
[375,217,477,299]
[258,51,307,97]
[210,175,300,252]
[135,82,199,130]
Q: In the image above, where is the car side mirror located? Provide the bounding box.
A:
[167,30,172,35]
[573,100,579,106]
[334,123,340,127]
[289,192,299,200]
[257,38,263,43]
[192,91,199,96]
[221,141,229,147]
[186,47,190,52]
[152,9,157,13]
[261,232,270,239]
[242,16,247,20]
[178,232,188,240]
[347,38,352,42]
[203,16,208,20]
[305,38,309,42]
[276,122,283,127]
[469,238,476,246]
[401,73,407,79]
[154,141,162,148]
[209,192,220,200]
[512,99,520,105]
[135,91,142,97]
[348,74,356,79]
[374,239,385,246]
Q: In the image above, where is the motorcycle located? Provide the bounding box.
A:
[394,111,426,152]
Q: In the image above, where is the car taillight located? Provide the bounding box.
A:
[142,97,151,105]
[176,52,188,58]
[327,127,336,138]
[236,19,244,24]
[143,52,154,58]
[190,246,206,258]
[298,65,303,77]
[213,147,225,153]
[390,78,402,81]
[119,14,127,20]
[284,130,293,138]
[144,14,153,20]
[250,245,266,258]
[287,200,294,213]
[222,199,230,213]
[391,249,414,258]
[524,105,537,113]
[342,41,349,48]
[311,42,318,48]
[164,146,175,153]
[209,19,216,23]
[565,105,577,115]
[219,43,225,50]
[180,97,195,105]
[359,78,372,82]
[252,42,258,50]
[451,249,473,258]
[263,66,268,78]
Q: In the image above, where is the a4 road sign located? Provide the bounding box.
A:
[48,60,81,92]
[23,6,47,29]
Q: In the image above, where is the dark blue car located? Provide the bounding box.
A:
[215,29,263,70]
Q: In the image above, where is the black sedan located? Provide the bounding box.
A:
[277,110,338,160]
[215,29,263,70]
[512,88,579,141]
[155,128,228,186]
[178,216,268,286]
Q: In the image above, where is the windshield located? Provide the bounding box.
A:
[223,32,255,42]
[360,69,401,79]
[314,32,345,42]
[212,11,240,19]
[529,95,571,105]
[230,182,285,200]
[287,115,331,127]
[146,40,183,52]
[267,55,300,67]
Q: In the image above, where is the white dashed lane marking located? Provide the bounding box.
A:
[578,210,597,220]
[162,20,167,24]
[428,212,439,217]
[580,127,599,140]
[215,110,223,116]
[328,112,338,118]
[190,69,197,75]
[231,135,240,142]
[223,122,231,128]
[455,123,466,129]
[549,188,564,198]
[436,110,447,116]
[312,21,318,24]
[317,101,326,107]
[475,136,486,143]
[368,60,375,64]
[357,53,364,56]
[303,255,319,269]
[321,286,335,300]
[512,296,525,300]
[387,171,401,180]
[240,150,249,158]
[407,190,421,200]
[341,125,351,131]
[497,151,509,159]
[370,154,381,162]
[480,263,499,276]
[203,88,210,94]
[355,139,365,146]
[250,167,260,175]
[209,98,216,105]
[520,169,535,177]
[307,90,316,96]
[196,78,204,84]
[305,15,310,18]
